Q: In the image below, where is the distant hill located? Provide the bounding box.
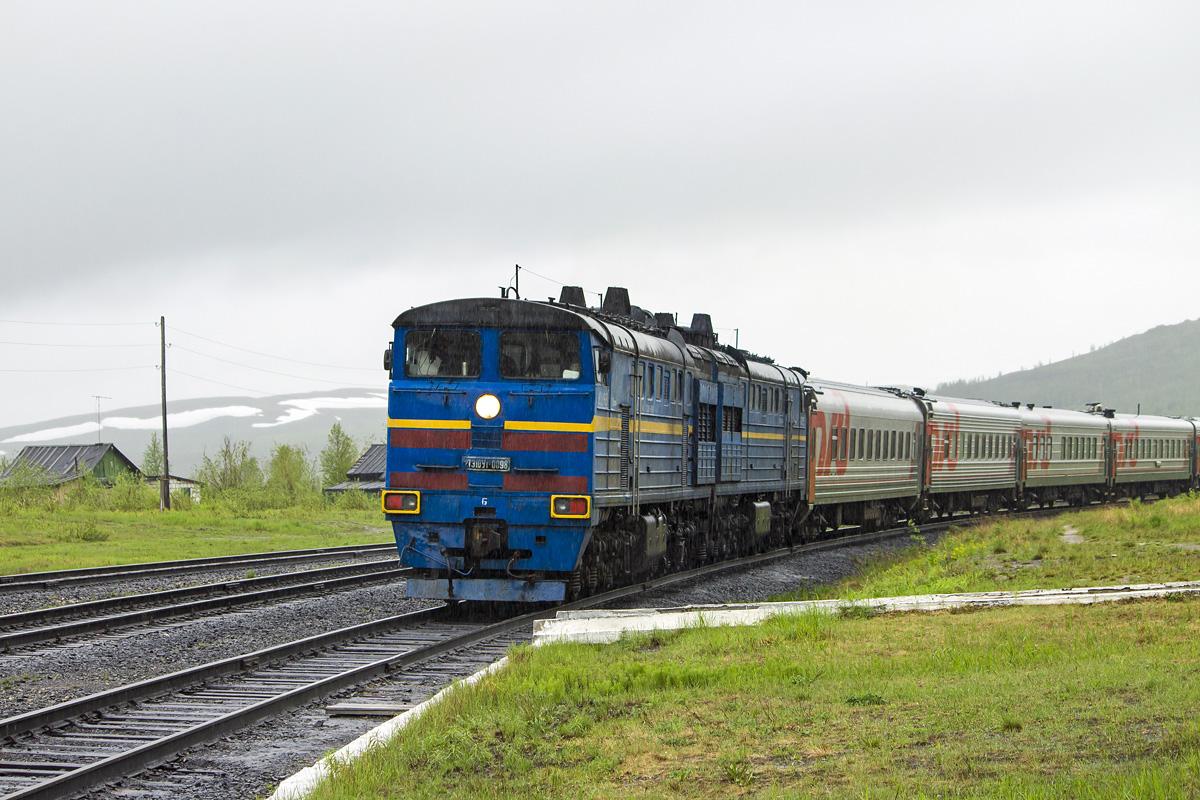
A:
[0,389,387,478]
[937,318,1200,416]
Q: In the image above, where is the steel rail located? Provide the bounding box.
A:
[0,606,451,741]
[0,562,411,652]
[0,544,397,592]
[0,560,402,630]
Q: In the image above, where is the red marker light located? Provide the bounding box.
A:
[551,495,589,518]
[383,491,420,514]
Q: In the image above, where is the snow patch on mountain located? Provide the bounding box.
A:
[252,395,386,428]
[2,406,264,443]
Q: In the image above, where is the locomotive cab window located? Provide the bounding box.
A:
[405,329,481,377]
[501,332,581,380]
[592,348,609,386]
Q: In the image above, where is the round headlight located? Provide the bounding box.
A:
[475,393,501,420]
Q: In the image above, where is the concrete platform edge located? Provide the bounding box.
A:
[267,656,509,800]
[532,580,1200,645]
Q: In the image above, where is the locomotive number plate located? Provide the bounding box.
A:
[463,455,511,472]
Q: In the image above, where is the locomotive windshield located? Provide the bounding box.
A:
[500,331,581,380]
[405,329,481,377]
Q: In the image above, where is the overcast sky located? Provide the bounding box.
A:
[2,1,1197,428]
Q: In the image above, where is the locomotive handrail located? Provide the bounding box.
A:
[391,387,469,395]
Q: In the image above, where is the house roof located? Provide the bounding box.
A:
[2,444,140,486]
[346,444,386,480]
[144,474,202,485]
[325,479,385,494]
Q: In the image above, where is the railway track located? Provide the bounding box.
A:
[0,560,409,653]
[0,509,1066,799]
[0,544,397,593]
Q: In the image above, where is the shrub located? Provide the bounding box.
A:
[110,473,158,512]
[333,488,375,511]
[170,488,195,510]
[266,444,319,500]
[320,422,360,489]
[196,438,263,491]
[61,473,110,511]
[61,520,109,542]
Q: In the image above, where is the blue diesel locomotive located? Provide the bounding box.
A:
[382,287,809,602]
[383,286,1200,603]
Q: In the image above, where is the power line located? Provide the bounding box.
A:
[171,369,273,395]
[0,319,151,327]
[0,365,155,373]
[510,266,605,304]
[516,265,569,287]
[170,325,377,371]
[0,340,154,348]
[171,344,377,387]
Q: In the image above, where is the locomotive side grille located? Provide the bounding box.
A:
[619,406,631,489]
[696,403,716,442]
[471,425,502,450]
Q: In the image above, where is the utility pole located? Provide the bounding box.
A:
[159,315,171,510]
[514,264,520,299]
[91,395,110,444]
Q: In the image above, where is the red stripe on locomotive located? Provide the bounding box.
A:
[389,428,470,449]
[502,473,588,493]
[501,431,588,452]
[389,471,468,490]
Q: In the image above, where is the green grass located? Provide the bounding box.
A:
[305,493,1200,800]
[773,493,1200,602]
[308,599,1200,799]
[0,507,393,575]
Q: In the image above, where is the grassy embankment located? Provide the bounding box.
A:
[0,508,393,576]
[0,483,392,575]
[305,495,1200,800]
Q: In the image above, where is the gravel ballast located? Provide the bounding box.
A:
[0,580,435,718]
[607,529,941,608]
[0,552,397,615]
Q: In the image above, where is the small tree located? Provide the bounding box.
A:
[266,444,317,497]
[196,438,262,491]
[320,422,359,488]
[1,458,52,489]
[141,433,165,476]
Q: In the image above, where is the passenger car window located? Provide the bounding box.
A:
[501,332,581,380]
[405,329,481,377]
